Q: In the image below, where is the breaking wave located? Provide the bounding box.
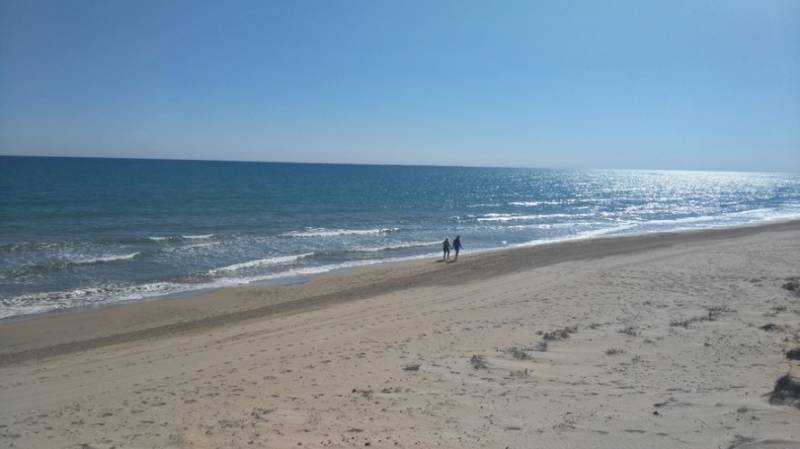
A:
[208,253,314,275]
[281,227,399,238]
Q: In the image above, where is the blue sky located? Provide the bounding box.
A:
[1,0,798,171]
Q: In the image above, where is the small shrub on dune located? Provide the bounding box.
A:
[670,314,714,328]
[470,354,488,369]
[509,369,529,379]
[782,277,799,294]
[726,434,755,449]
[705,305,733,321]
[670,318,692,328]
[768,373,800,409]
[542,326,577,341]
[505,346,532,360]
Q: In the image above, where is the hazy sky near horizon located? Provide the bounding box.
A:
[1,0,798,172]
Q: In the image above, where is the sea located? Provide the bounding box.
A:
[2,156,799,319]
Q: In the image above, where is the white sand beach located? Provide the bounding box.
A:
[1,221,799,449]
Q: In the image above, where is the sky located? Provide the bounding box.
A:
[0,0,798,172]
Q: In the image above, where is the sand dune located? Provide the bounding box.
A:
[1,221,799,448]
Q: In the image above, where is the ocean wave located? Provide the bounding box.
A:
[0,281,185,319]
[466,203,501,208]
[508,201,543,207]
[477,213,578,222]
[281,227,399,238]
[352,241,440,252]
[514,223,639,247]
[233,252,439,284]
[0,251,439,320]
[1,251,142,278]
[183,242,219,249]
[0,241,46,253]
[482,213,515,218]
[638,208,800,228]
[0,240,91,255]
[70,252,140,265]
[148,234,214,241]
[505,222,593,230]
[208,252,314,274]
[507,200,564,207]
[574,224,639,238]
[639,215,719,226]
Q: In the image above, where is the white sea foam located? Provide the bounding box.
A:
[507,200,566,207]
[235,252,439,283]
[0,281,186,319]
[466,203,501,208]
[282,227,399,238]
[71,252,140,264]
[508,201,543,207]
[477,213,579,222]
[0,252,438,320]
[638,208,800,229]
[482,213,515,218]
[353,241,440,252]
[514,223,639,248]
[149,234,213,241]
[184,242,219,249]
[182,234,214,240]
[505,222,592,230]
[208,252,314,275]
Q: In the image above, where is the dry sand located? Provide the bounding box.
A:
[1,221,799,448]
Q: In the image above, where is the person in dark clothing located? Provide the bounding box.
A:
[453,235,462,260]
[442,238,450,261]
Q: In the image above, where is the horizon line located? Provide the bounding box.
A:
[0,153,797,175]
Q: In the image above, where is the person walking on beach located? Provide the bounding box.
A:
[453,235,462,260]
[442,238,451,261]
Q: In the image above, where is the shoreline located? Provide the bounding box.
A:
[2,218,799,448]
[4,213,800,323]
[4,216,798,324]
[1,219,798,366]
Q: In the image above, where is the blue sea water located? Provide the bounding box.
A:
[1,156,799,319]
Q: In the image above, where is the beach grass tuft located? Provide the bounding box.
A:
[782,277,800,294]
[402,363,421,371]
[503,346,532,360]
[470,354,488,369]
[542,326,577,341]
